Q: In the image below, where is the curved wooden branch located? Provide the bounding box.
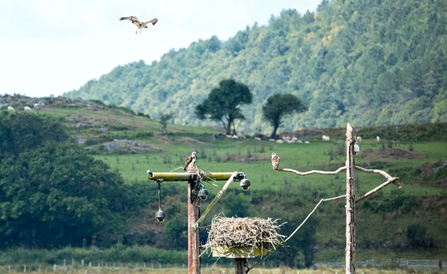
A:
[354,165,401,189]
[323,194,346,201]
[277,165,400,186]
[277,163,400,200]
[355,177,400,203]
[277,166,346,176]
[354,166,391,180]
[276,165,401,202]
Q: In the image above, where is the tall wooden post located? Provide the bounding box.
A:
[148,172,246,274]
[235,258,246,274]
[272,124,399,274]
[188,181,200,274]
[345,123,356,274]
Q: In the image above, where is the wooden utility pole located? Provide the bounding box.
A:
[345,123,356,274]
[273,123,400,274]
[235,258,246,274]
[149,171,245,274]
[188,181,200,274]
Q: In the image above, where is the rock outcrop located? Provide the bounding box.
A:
[0,94,107,110]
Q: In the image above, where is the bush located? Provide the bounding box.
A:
[387,139,392,148]
[107,104,137,115]
[0,245,189,265]
[107,124,129,131]
[405,224,431,249]
[137,112,151,119]
[0,248,48,264]
[89,99,107,106]
[215,154,222,162]
[84,139,102,146]
[357,123,447,142]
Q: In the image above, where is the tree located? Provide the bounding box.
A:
[0,112,68,161]
[223,193,257,217]
[262,94,308,138]
[271,212,317,268]
[0,141,127,249]
[195,79,252,135]
[406,224,430,249]
[159,112,174,134]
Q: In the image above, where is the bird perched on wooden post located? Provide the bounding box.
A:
[119,16,158,34]
[184,152,197,171]
[271,152,280,170]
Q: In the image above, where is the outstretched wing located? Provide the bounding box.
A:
[184,155,193,171]
[119,16,141,27]
[143,18,158,26]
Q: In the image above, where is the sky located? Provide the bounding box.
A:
[0,0,321,98]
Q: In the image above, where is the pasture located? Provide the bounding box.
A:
[30,104,447,265]
[96,137,446,197]
[38,105,447,198]
[1,266,444,274]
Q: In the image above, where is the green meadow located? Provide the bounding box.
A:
[95,138,446,197]
[1,267,444,274]
[20,104,444,266]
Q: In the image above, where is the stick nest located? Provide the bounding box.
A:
[203,216,286,251]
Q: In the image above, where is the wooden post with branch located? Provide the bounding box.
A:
[148,171,246,274]
[274,123,400,274]
[346,123,356,274]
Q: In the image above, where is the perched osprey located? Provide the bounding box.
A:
[271,152,280,170]
[184,152,197,171]
[119,16,158,34]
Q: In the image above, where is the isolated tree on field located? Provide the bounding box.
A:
[194,79,252,135]
[159,112,174,134]
[262,94,308,138]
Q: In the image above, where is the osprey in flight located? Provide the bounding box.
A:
[119,16,158,34]
[271,152,280,170]
[184,152,197,171]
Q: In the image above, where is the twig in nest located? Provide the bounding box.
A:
[187,167,218,187]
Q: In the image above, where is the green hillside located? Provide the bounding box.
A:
[2,102,447,264]
[64,0,447,134]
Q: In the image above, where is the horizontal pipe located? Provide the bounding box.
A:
[202,172,244,181]
[149,172,196,181]
[149,172,244,181]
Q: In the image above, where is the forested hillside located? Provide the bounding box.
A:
[64,0,447,134]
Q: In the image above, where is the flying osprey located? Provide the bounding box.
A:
[271,152,280,170]
[184,152,197,171]
[119,16,158,34]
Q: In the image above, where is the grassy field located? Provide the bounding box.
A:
[35,104,447,198]
[40,107,222,135]
[1,266,444,274]
[94,138,446,197]
[29,104,447,265]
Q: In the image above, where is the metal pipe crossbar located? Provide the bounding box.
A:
[147,170,246,274]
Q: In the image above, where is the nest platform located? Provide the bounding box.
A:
[204,216,285,258]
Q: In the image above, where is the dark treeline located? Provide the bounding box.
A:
[313,122,447,142]
[65,0,447,134]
